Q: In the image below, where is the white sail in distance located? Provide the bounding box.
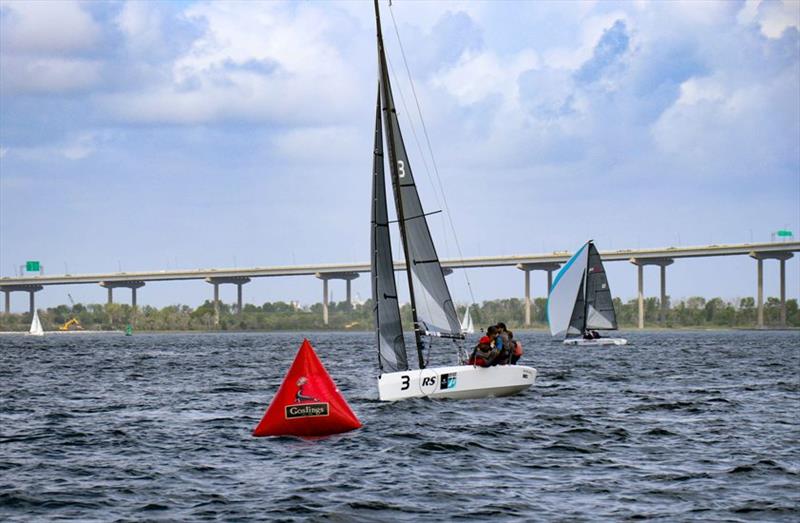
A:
[29,310,44,336]
[461,306,475,334]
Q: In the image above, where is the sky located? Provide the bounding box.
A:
[1,0,799,312]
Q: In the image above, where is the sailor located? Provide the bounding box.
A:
[494,322,511,365]
[508,330,523,365]
[468,326,498,367]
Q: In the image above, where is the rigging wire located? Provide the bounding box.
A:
[388,3,477,308]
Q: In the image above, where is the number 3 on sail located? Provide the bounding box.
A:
[370,0,536,401]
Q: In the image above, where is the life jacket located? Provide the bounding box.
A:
[512,340,523,357]
[469,337,496,367]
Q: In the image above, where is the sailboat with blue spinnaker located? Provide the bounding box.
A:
[547,241,627,346]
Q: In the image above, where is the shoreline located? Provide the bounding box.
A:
[2,326,798,335]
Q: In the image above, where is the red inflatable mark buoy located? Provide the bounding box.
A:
[253,338,361,437]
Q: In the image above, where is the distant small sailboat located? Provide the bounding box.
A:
[460,306,475,334]
[29,310,44,337]
[547,240,627,346]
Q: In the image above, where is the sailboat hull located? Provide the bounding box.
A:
[378,364,536,401]
[563,337,627,346]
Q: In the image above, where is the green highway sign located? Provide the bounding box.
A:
[26,261,40,272]
[776,230,793,237]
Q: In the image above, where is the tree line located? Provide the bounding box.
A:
[0,296,797,332]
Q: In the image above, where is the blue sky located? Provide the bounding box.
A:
[1,0,798,311]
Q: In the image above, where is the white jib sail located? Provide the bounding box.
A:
[547,242,590,338]
[461,306,475,334]
[29,310,44,336]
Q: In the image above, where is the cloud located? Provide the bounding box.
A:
[0,1,104,94]
[0,56,102,94]
[0,0,101,54]
[738,0,800,39]
[96,1,366,126]
[271,126,361,165]
[115,1,166,55]
[5,131,111,161]
[574,20,630,85]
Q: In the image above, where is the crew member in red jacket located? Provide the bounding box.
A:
[468,326,499,367]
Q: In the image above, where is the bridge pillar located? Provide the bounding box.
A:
[214,283,220,325]
[323,278,329,325]
[100,281,145,326]
[517,263,561,326]
[315,272,359,325]
[0,285,44,316]
[100,281,144,306]
[205,277,251,326]
[524,269,531,326]
[749,251,793,328]
[781,258,786,327]
[630,258,674,328]
[637,264,644,329]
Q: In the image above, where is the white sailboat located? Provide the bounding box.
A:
[371,0,535,401]
[460,306,475,335]
[547,240,627,346]
[28,310,44,336]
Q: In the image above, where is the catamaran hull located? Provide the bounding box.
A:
[378,365,536,401]
[563,337,627,346]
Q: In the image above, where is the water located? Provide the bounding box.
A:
[1,330,798,521]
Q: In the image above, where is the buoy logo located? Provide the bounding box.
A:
[284,376,329,419]
[285,403,330,419]
[294,376,320,403]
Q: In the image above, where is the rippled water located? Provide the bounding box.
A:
[1,330,798,521]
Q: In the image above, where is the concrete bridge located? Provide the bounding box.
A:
[1,241,797,329]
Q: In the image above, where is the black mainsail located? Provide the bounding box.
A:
[371,89,409,373]
[374,0,463,369]
[584,242,618,330]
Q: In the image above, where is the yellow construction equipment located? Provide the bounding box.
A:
[60,293,84,331]
[59,318,83,331]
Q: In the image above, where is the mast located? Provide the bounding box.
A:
[374,0,426,369]
[582,240,592,333]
